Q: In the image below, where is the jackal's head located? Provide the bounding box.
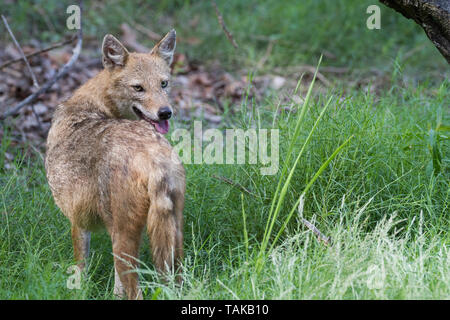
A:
[101,30,176,134]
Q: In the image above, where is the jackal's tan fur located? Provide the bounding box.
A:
[45,30,185,299]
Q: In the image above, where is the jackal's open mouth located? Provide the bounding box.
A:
[132,106,169,135]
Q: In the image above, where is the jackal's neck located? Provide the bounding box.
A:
[68,69,120,118]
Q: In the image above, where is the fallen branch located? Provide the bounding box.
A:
[120,23,150,53]
[1,15,39,88]
[255,40,275,71]
[274,65,349,75]
[274,65,332,87]
[297,194,331,246]
[133,23,201,46]
[212,174,255,196]
[0,13,83,120]
[211,0,238,49]
[0,36,76,71]
[133,23,163,42]
[300,218,331,246]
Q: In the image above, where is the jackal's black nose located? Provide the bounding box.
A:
[157,107,172,120]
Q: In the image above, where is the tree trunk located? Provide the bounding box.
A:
[379,0,450,63]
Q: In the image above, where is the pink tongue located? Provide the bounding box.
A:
[153,120,169,134]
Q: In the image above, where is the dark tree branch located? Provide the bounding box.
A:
[379,0,450,63]
[0,4,83,120]
[211,0,238,49]
[2,15,39,88]
[0,36,76,71]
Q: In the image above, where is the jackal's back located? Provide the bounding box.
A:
[45,99,185,231]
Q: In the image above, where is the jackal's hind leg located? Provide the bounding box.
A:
[147,199,181,279]
[71,225,91,271]
[111,230,143,300]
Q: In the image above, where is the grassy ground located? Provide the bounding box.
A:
[1,79,448,299]
[0,0,448,300]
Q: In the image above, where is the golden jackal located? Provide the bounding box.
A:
[45,30,185,300]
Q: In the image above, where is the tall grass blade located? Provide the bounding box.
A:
[261,55,323,250]
[269,134,354,252]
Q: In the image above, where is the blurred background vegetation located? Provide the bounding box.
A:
[1,0,448,81]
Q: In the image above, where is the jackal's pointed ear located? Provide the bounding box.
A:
[150,29,176,65]
[102,34,129,69]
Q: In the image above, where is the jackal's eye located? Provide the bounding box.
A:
[161,80,168,88]
[132,85,144,92]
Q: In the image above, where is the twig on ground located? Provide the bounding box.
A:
[0,36,76,71]
[255,40,275,71]
[211,1,238,49]
[275,65,332,87]
[301,218,331,246]
[133,22,200,45]
[248,34,278,42]
[212,174,255,196]
[301,66,331,87]
[133,23,163,42]
[318,66,349,74]
[0,10,83,120]
[297,195,331,246]
[120,23,151,53]
[275,65,349,75]
[1,15,39,88]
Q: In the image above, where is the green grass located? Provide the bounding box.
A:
[1,79,448,299]
[0,0,448,300]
